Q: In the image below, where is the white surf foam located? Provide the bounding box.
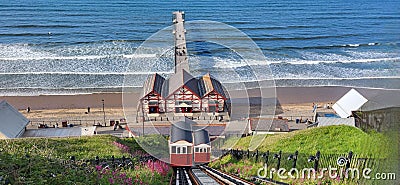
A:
[212,56,400,68]
[0,55,110,61]
[273,76,400,80]
[0,71,173,75]
[123,54,157,58]
[0,54,162,61]
[272,57,400,65]
[212,57,269,68]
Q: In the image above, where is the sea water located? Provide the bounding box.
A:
[0,0,399,95]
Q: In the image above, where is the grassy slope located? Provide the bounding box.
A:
[0,135,170,185]
[224,125,391,158]
[212,126,395,184]
[1,135,136,160]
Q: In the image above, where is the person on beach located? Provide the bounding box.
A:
[113,122,118,131]
[27,107,31,113]
[312,103,317,112]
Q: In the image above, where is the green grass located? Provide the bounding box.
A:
[0,135,171,185]
[222,125,390,157]
[134,134,169,160]
[2,135,132,159]
[211,126,396,185]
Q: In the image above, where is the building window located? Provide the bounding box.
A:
[195,147,209,153]
[171,146,176,154]
[173,146,191,154]
[175,107,192,113]
[208,100,218,104]
[208,105,217,113]
[149,106,158,113]
[176,100,192,106]
[149,101,158,105]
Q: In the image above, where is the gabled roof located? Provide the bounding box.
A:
[224,120,251,135]
[317,117,355,127]
[0,100,29,139]
[333,89,368,118]
[170,117,195,143]
[142,73,165,97]
[162,69,200,98]
[250,119,290,132]
[198,73,226,98]
[127,126,171,136]
[193,129,210,146]
[358,90,400,112]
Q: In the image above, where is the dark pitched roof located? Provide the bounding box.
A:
[142,73,165,97]
[141,72,227,101]
[198,73,226,98]
[162,69,200,98]
[193,129,210,146]
[128,126,171,136]
[359,90,400,111]
[200,125,225,136]
[170,117,195,143]
[250,119,290,132]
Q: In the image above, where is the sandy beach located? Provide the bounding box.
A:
[0,86,394,122]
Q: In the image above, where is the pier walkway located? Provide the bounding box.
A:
[172,11,190,73]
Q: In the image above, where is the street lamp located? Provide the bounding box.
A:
[308,151,320,171]
[288,151,298,169]
[102,99,106,126]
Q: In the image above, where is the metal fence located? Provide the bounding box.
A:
[28,118,128,128]
[215,149,392,184]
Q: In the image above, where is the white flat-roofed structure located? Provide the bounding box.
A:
[0,100,29,139]
[22,126,96,138]
[333,89,368,118]
[317,117,355,127]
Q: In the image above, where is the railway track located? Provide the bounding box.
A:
[171,166,255,185]
[199,166,255,185]
[172,168,193,185]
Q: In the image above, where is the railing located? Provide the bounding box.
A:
[215,149,390,184]
[138,114,229,123]
[273,115,314,122]
[28,118,128,128]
